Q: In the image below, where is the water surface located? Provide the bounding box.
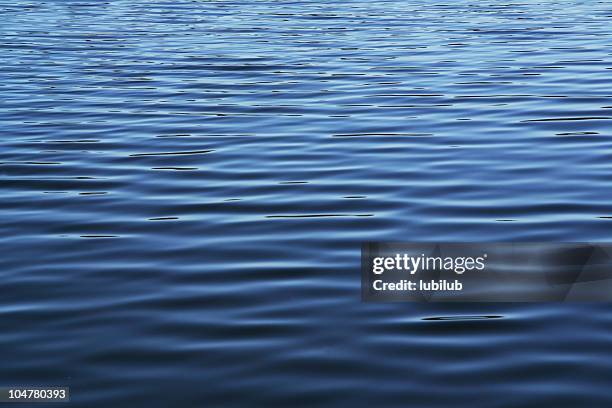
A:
[2,0,612,406]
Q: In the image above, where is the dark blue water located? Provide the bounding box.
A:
[2,0,612,406]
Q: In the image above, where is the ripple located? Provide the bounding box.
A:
[522,117,612,122]
[332,133,433,137]
[422,315,504,321]
[265,214,374,219]
[128,150,214,157]
[151,167,199,171]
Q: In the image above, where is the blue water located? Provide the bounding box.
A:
[2,0,612,406]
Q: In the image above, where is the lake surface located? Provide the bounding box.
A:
[2,0,612,406]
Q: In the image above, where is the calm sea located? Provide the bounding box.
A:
[2,0,612,406]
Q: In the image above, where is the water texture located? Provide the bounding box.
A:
[2,0,612,406]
